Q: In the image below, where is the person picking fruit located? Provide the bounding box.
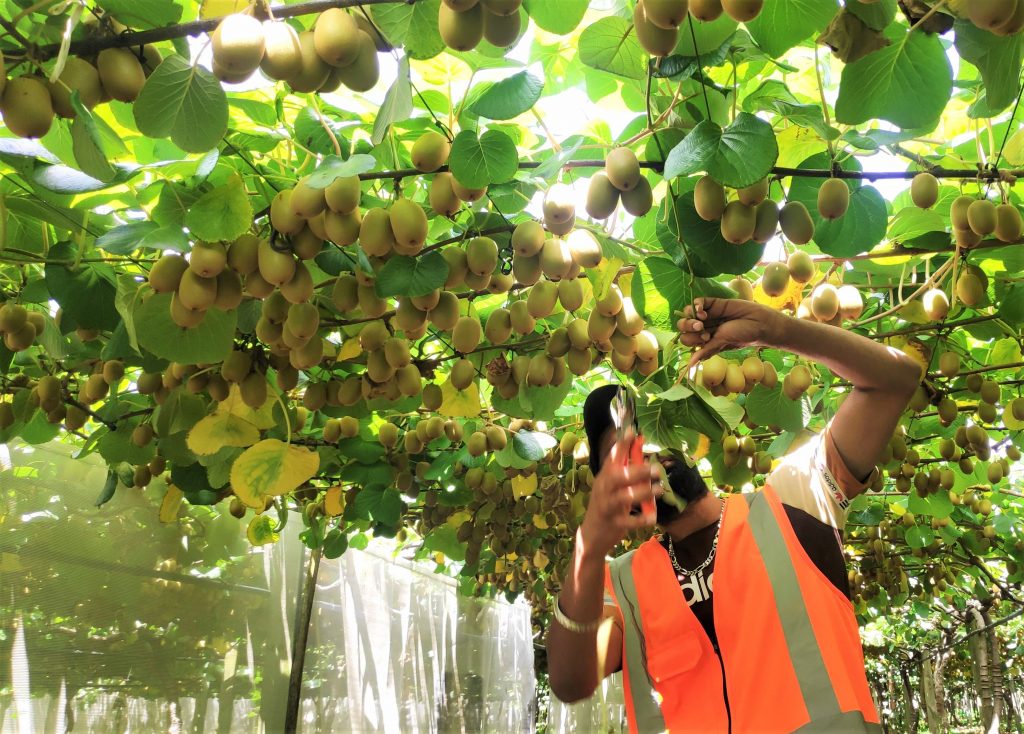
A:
[546,296,921,733]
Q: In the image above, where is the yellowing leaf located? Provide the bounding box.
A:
[160,484,184,523]
[336,338,363,362]
[440,380,481,417]
[532,513,550,529]
[692,433,711,461]
[447,509,472,528]
[230,439,320,509]
[892,337,930,379]
[324,486,345,517]
[187,411,261,456]
[897,300,931,325]
[247,514,280,545]
[512,473,538,499]
[587,255,623,300]
[200,0,247,17]
[754,275,805,312]
[217,384,276,429]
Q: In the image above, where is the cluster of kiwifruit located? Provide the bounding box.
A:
[697,352,779,395]
[962,0,1024,36]
[721,432,773,472]
[438,0,524,52]
[949,192,1023,249]
[634,0,765,56]
[148,239,246,327]
[585,147,654,220]
[211,11,383,93]
[0,301,46,353]
[754,251,863,323]
[0,44,155,139]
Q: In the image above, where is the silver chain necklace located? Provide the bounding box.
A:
[665,499,726,577]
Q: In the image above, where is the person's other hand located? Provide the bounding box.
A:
[677,297,785,368]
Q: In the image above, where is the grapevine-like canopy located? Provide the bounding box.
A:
[1,0,1023,684]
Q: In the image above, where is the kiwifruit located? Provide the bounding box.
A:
[1,76,54,138]
[214,269,243,310]
[291,226,323,261]
[567,229,603,269]
[621,176,653,216]
[737,177,769,207]
[936,351,959,378]
[547,327,571,358]
[586,172,620,220]
[644,0,690,28]
[995,204,1023,243]
[313,9,361,67]
[212,13,265,76]
[0,303,26,335]
[721,0,763,21]
[483,6,522,46]
[258,239,297,287]
[980,379,1000,405]
[588,309,617,342]
[605,147,641,192]
[785,250,814,284]
[435,250,464,290]
[169,294,204,329]
[97,48,146,103]
[526,353,553,386]
[967,200,997,236]
[527,280,559,319]
[390,199,428,251]
[720,201,756,244]
[288,178,326,220]
[543,183,576,225]
[330,273,358,312]
[559,278,585,312]
[411,289,442,311]
[567,347,593,376]
[510,253,539,286]
[149,254,189,293]
[911,172,939,209]
[922,288,949,321]
[237,371,266,409]
[270,189,306,236]
[817,178,850,220]
[616,297,644,336]
[392,298,426,332]
[690,0,724,21]
[412,130,451,173]
[968,0,1017,31]
[357,285,387,317]
[449,358,475,390]
[465,236,499,276]
[47,58,102,118]
[323,210,360,247]
[221,350,252,384]
[956,272,984,306]
[227,234,260,275]
[481,0,521,13]
[540,238,573,280]
[284,302,319,341]
[729,276,754,300]
[700,355,727,387]
[452,316,483,353]
[429,291,460,330]
[512,220,546,257]
[444,0,479,8]
[451,179,487,202]
[779,201,815,244]
[752,200,779,244]
[565,318,589,351]
[610,329,637,356]
[466,430,488,457]
[186,241,226,279]
[330,30,380,91]
[809,284,839,322]
[596,283,623,317]
[485,308,512,344]
[837,285,863,321]
[177,269,219,311]
[634,0,679,56]
[723,363,746,394]
[950,196,974,231]
[25,311,44,335]
[439,2,485,51]
[611,349,636,373]
[426,173,458,217]
[761,262,790,297]
[955,226,983,249]
[509,300,536,335]
[694,176,727,221]
[360,208,397,257]
[289,31,332,92]
[260,21,303,81]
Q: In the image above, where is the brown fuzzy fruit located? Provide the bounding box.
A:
[438,2,484,51]
[737,177,769,207]
[761,262,790,297]
[97,48,146,102]
[910,172,939,209]
[1,76,54,138]
[967,199,997,236]
[810,284,839,322]
[260,21,303,81]
[694,176,727,221]
[720,201,756,244]
[586,172,620,220]
[779,201,815,244]
[721,0,763,21]
[956,273,985,306]
[922,288,950,321]
[412,130,451,173]
[995,204,1023,243]
[605,147,642,192]
[817,178,850,220]
[212,13,265,76]
[634,0,679,56]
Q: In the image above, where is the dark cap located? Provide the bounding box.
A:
[582,384,622,477]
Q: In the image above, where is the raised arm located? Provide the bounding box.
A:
[679,297,920,494]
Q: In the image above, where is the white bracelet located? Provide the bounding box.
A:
[553,596,603,634]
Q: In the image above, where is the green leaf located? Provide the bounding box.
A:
[134,292,237,364]
[95,0,181,28]
[674,14,737,56]
[44,242,120,331]
[835,24,952,131]
[305,153,376,188]
[372,56,413,145]
[846,0,897,30]
[513,430,555,461]
[954,21,1024,114]
[746,0,839,58]
[471,72,544,120]
[323,529,349,559]
[375,252,449,298]
[887,207,946,243]
[70,95,115,182]
[492,381,572,422]
[524,0,588,33]
[904,525,935,550]
[448,129,518,189]
[998,284,1024,324]
[579,17,646,81]
[134,55,228,153]
[184,175,253,242]
[787,154,888,257]
[670,192,766,276]
[637,393,724,445]
[633,256,734,330]
[663,114,779,188]
[96,222,159,255]
[423,525,467,562]
[744,385,809,432]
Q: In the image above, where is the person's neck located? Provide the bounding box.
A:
[662,494,725,542]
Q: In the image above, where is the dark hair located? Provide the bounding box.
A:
[582,385,621,476]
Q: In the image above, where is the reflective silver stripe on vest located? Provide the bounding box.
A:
[609,551,666,734]
[794,709,884,733]
[745,491,853,724]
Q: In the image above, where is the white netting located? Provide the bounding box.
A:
[0,441,534,733]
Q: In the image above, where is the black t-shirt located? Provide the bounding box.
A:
[657,504,849,649]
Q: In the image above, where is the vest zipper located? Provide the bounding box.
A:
[712,641,732,733]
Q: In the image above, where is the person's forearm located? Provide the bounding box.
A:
[546,526,608,703]
[764,315,920,393]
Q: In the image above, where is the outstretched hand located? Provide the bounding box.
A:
[677,297,785,369]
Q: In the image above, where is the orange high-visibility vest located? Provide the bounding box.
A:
[604,486,882,733]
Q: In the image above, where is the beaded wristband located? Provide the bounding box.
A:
[553,596,603,634]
